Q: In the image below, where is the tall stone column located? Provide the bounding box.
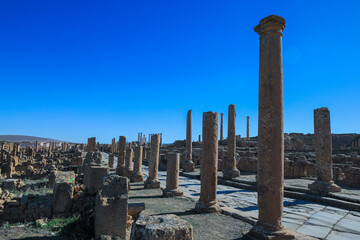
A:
[144,134,161,188]
[87,137,96,152]
[123,148,134,177]
[251,15,295,239]
[220,113,224,141]
[163,152,183,197]
[308,107,341,194]
[116,136,126,175]
[195,112,221,213]
[131,146,144,182]
[183,110,195,172]
[198,134,201,143]
[35,141,39,152]
[222,104,240,179]
[246,116,250,140]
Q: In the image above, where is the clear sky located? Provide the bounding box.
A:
[1,1,359,143]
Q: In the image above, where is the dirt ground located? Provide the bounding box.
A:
[129,182,252,240]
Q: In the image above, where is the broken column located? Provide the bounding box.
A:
[117,136,126,175]
[144,134,161,189]
[246,116,250,140]
[131,146,144,182]
[183,110,195,172]
[220,113,224,141]
[87,137,96,152]
[123,148,134,177]
[222,104,240,179]
[131,214,193,240]
[195,111,221,213]
[250,15,295,239]
[308,107,341,194]
[95,175,129,239]
[108,153,114,168]
[163,152,183,197]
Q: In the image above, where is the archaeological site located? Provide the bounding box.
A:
[1,1,360,240]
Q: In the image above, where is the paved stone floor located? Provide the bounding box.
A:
[189,168,360,201]
[101,153,360,239]
[143,166,360,240]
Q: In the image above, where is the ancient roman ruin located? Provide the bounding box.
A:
[0,14,359,240]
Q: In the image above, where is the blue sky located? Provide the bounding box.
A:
[0,1,359,143]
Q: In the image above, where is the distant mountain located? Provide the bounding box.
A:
[0,135,66,143]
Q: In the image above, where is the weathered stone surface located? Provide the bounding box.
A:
[130,146,144,182]
[251,14,295,239]
[123,148,134,178]
[222,104,240,179]
[195,111,221,213]
[163,152,183,197]
[131,214,193,240]
[2,179,24,190]
[53,171,75,214]
[117,136,126,175]
[95,175,129,239]
[183,110,195,172]
[308,107,341,195]
[84,165,110,194]
[145,134,161,189]
[88,137,96,152]
[108,153,114,169]
[128,202,145,217]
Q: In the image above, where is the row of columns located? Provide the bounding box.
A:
[95,14,342,240]
[219,114,250,142]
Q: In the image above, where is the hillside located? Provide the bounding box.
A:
[0,135,64,143]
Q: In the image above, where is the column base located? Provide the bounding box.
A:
[222,167,240,180]
[195,200,221,213]
[182,161,195,172]
[122,169,133,178]
[308,180,341,195]
[248,222,296,240]
[116,166,124,176]
[144,178,161,189]
[130,173,144,183]
[162,188,183,197]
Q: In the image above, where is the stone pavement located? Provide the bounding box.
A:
[184,168,360,203]
[101,153,360,239]
[143,165,360,240]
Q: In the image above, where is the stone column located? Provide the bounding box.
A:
[108,153,114,168]
[160,133,163,146]
[35,141,39,152]
[195,112,221,213]
[308,107,341,194]
[220,113,224,141]
[116,136,126,175]
[163,152,183,197]
[123,148,133,177]
[88,137,96,152]
[198,134,201,143]
[183,110,195,172]
[222,104,240,179]
[246,116,250,140]
[144,134,160,188]
[251,15,295,239]
[131,146,144,182]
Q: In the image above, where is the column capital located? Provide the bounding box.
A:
[254,15,285,36]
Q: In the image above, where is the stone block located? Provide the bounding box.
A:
[52,171,75,214]
[95,175,129,239]
[131,214,193,240]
